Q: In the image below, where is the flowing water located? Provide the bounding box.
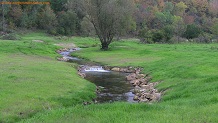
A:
[60,49,135,103]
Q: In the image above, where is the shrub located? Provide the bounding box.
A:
[193,33,213,43]
[162,25,174,43]
[1,33,20,40]
[37,5,57,35]
[81,16,95,37]
[183,24,202,39]
[56,11,78,35]
[169,36,188,43]
[139,29,153,44]
[152,30,165,43]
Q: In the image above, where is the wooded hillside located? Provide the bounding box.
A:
[0,0,218,43]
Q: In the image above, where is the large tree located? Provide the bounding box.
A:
[82,0,135,50]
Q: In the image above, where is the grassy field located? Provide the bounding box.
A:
[1,32,218,122]
[0,32,96,122]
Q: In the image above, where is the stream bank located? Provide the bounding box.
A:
[57,48,161,103]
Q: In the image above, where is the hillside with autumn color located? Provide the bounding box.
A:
[0,0,218,43]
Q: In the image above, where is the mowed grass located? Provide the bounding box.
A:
[21,37,218,122]
[0,32,96,122]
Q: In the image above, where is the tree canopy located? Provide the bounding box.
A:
[0,0,218,45]
[81,0,135,50]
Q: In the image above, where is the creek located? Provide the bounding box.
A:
[59,48,136,103]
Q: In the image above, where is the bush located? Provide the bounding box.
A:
[1,33,20,40]
[162,25,174,43]
[139,29,153,44]
[48,29,57,35]
[139,27,174,44]
[193,33,213,43]
[152,30,165,43]
[168,36,188,43]
[37,6,57,35]
[81,16,95,37]
[56,11,78,35]
[183,24,202,39]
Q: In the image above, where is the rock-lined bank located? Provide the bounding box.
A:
[103,66,136,73]
[105,66,162,103]
[126,71,161,103]
[82,65,162,103]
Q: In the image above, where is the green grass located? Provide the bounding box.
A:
[72,40,218,104]
[0,32,96,122]
[19,103,218,123]
[1,32,218,122]
[22,38,218,122]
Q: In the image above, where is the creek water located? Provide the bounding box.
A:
[60,49,136,103]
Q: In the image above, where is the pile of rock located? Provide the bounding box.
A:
[56,48,69,54]
[78,72,86,78]
[126,69,161,103]
[57,56,69,62]
[103,66,137,73]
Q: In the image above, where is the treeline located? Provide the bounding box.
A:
[0,0,83,36]
[135,0,218,43]
[0,0,218,43]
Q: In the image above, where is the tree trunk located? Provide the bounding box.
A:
[101,42,109,50]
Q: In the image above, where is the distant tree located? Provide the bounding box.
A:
[8,5,22,27]
[37,5,57,34]
[208,0,218,17]
[138,26,153,43]
[17,0,43,28]
[155,11,174,28]
[20,11,28,28]
[50,0,68,12]
[211,21,218,36]
[173,16,186,42]
[64,0,85,19]
[192,0,209,17]
[0,2,11,32]
[155,2,174,28]
[162,25,174,42]
[81,16,95,36]
[183,24,201,39]
[151,30,164,43]
[163,2,174,13]
[157,0,164,11]
[174,2,187,17]
[116,14,136,40]
[183,15,195,25]
[56,10,78,35]
[134,2,156,30]
[23,6,39,28]
[82,0,135,50]
[201,16,215,33]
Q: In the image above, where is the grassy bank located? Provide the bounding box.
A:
[0,32,96,122]
[1,32,218,122]
[22,37,218,122]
